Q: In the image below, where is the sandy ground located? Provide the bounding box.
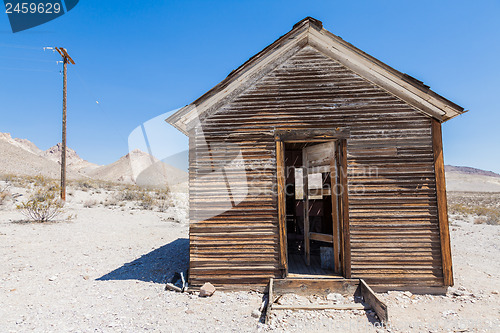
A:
[0,185,499,332]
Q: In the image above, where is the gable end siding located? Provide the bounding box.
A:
[188,46,444,288]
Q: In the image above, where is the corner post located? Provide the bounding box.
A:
[431,119,454,286]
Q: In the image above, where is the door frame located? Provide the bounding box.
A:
[274,128,351,278]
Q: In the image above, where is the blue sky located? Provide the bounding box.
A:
[1,1,499,172]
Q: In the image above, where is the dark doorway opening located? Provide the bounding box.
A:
[283,141,342,277]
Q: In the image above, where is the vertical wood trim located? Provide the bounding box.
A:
[275,140,288,274]
[330,146,340,273]
[431,119,454,286]
[335,143,344,276]
[188,130,196,283]
[302,148,310,266]
[339,139,351,278]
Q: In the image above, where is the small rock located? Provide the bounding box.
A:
[48,276,57,281]
[449,287,465,297]
[251,309,261,318]
[82,275,90,280]
[442,310,458,317]
[185,309,194,314]
[326,293,344,303]
[402,291,412,298]
[492,290,499,295]
[199,282,216,297]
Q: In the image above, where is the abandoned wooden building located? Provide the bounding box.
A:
[167,17,465,293]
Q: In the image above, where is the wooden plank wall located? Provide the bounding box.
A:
[188,45,444,288]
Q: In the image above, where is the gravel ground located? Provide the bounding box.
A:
[0,187,499,332]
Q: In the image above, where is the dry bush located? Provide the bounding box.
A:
[115,188,139,201]
[16,186,64,223]
[448,192,500,226]
[153,188,172,212]
[114,186,171,211]
[0,184,11,207]
[104,197,119,207]
[69,179,120,192]
[83,199,97,208]
[74,180,96,192]
[138,192,155,210]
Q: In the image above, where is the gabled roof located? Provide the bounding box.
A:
[167,17,466,135]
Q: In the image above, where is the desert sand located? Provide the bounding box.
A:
[0,179,499,333]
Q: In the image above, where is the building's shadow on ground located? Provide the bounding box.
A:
[97,238,189,284]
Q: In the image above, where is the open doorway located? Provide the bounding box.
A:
[283,141,342,277]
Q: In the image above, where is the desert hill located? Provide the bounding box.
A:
[0,132,187,187]
[2,132,498,191]
[87,149,187,186]
[0,133,83,179]
[445,165,500,178]
[42,143,100,174]
[445,165,500,192]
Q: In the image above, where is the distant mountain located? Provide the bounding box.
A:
[0,133,187,187]
[42,143,100,174]
[0,133,82,179]
[3,132,497,191]
[445,165,500,178]
[0,132,42,155]
[88,149,188,187]
[445,165,500,192]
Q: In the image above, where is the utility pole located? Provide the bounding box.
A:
[54,47,75,201]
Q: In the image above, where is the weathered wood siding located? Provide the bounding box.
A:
[189,45,443,287]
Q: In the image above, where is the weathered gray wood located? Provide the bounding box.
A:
[432,119,453,286]
[302,146,310,266]
[273,278,360,296]
[265,278,274,324]
[272,304,367,310]
[309,232,333,243]
[185,45,448,289]
[276,140,288,274]
[360,279,388,323]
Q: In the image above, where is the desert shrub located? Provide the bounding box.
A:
[83,199,97,208]
[74,180,96,192]
[0,184,11,207]
[104,197,118,207]
[115,189,140,201]
[2,174,28,188]
[16,186,64,222]
[153,189,172,212]
[113,186,171,211]
[138,191,155,210]
[448,192,500,226]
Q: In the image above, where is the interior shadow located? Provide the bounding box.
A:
[97,238,189,284]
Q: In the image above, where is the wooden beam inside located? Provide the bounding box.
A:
[309,232,333,243]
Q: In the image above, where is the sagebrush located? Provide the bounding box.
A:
[0,184,10,206]
[17,186,64,223]
[448,192,500,225]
